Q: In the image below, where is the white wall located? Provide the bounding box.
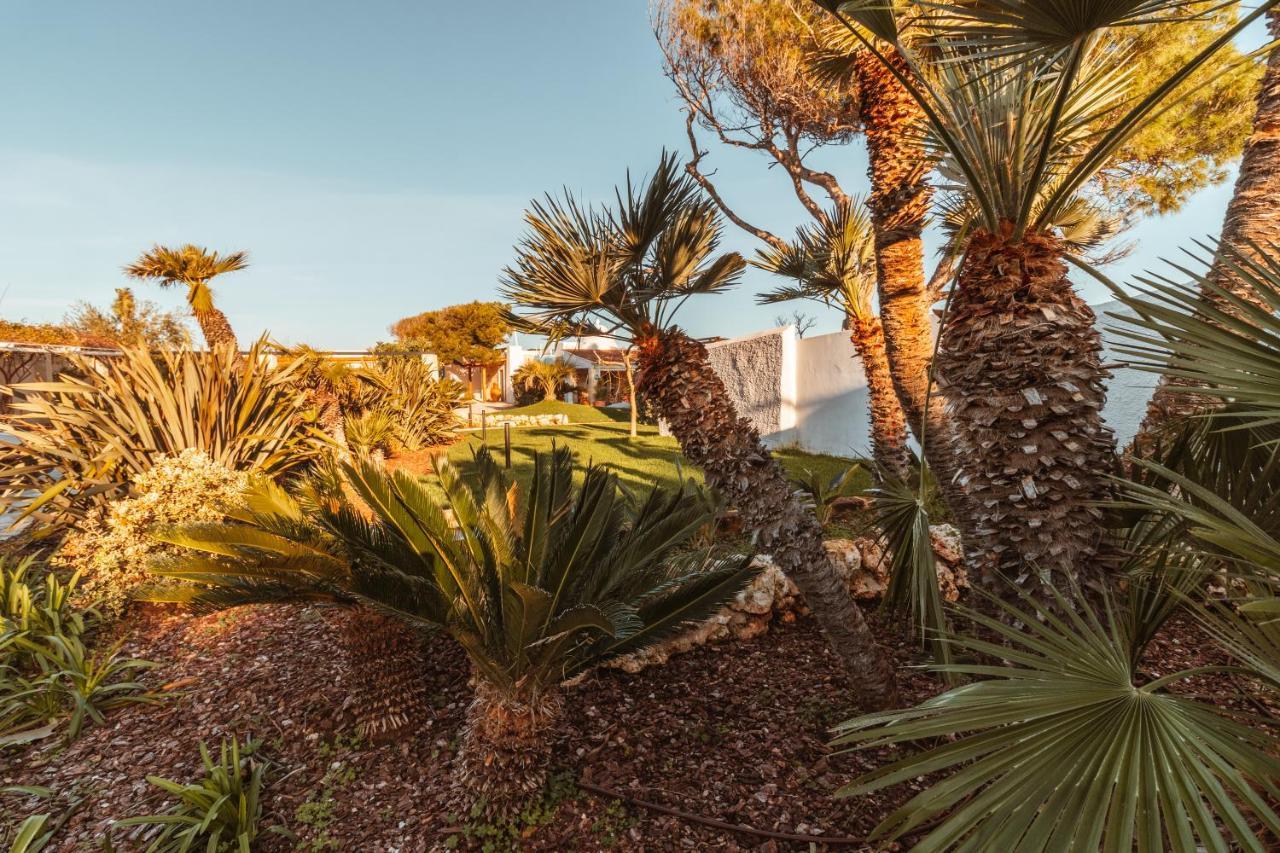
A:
[793,331,874,458]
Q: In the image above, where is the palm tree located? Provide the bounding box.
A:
[154,448,756,814]
[500,152,898,710]
[815,0,1273,602]
[512,357,574,402]
[1141,11,1280,431]
[124,244,246,350]
[755,198,913,479]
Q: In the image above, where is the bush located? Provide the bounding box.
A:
[357,357,462,452]
[115,737,285,852]
[55,450,249,618]
[0,338,327,536]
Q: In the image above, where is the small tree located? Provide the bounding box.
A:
[124,245,246,351]
[389,301,510,399]
[65,288,190,349]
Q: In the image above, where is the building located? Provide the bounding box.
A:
[502,332,631,406]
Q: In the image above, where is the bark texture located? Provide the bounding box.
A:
[193,306,239,352]
[849,316,912,481]
[455,680,562,816]
[341,607,431,744]
[636,328,897,710]
[937,228,1120,600]
[1141,11,1280,432]
[855,50,975,534]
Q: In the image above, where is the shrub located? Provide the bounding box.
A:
[56,450,250,618]
[512,358,574,402]
[0,338,327,535]
[357,357,463,452]
[154,447,757,815]
[115,737,285,852]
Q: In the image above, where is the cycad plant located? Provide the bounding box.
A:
[511,357,575,402]
[501,151,898,710]
[815,0,1274,602]
[124,244,247,351]
[152,447,756,813]
[756,199,912,479]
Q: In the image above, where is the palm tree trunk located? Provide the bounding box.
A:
[849,316,912,480]
[1140,11,1280,433]
[341,606,430,744]
[636,328,897,710]
[193,307,239,352]
[454,679,562,815]
[855,50,977,542]
[937,226,1120,601]
[624,349,638,439]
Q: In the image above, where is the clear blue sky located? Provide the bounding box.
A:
[0,1,1249,348]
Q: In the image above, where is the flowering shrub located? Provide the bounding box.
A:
[56,450,249,617]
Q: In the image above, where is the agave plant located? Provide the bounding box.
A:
[814,0,1274,603]
[152,446,756,813]
[0,338,328,535]
[501,151,899,710]
[833,585,1280,851]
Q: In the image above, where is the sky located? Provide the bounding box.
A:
[0,1,1255,349]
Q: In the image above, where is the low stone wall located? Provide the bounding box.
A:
[486,413,569,428]
[608,525,966,673]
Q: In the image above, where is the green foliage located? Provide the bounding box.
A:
[388,301,511,368]
[342,409,396,456]
[1,559,156,746]
[511,358,575,402]
[0,338,328,535]
[63,288,190,349]
[0,320,94,348]
[5,813,52,853]
[115,737,285,852]
[443,771,578,851]
[501,151,745,342]
[833,585,1280,852]
[153,446,757,695]
[356,356,463,452]
[790,463,863,526]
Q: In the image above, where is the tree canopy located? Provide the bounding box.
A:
[65,288,191,349]
[388,301,510,368]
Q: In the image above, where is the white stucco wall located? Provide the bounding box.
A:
[702,303,1158,459]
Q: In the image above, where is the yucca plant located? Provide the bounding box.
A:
[501,151,898,710]
[832,584,1280,852]
[0,338,328,535]
[152,446,756,813]
[115,737,283,852]
[815,0,1276,603]
[756,200,913,479]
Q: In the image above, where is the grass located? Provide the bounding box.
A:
[446,418,868,498]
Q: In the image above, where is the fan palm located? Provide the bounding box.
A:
[500,151,898,710]
[756,199,913,479]
[512,357,574,402]
[124,244,246,350]
[814,0,1274,603]
[152,447,756,813]
[832,584,1280,852]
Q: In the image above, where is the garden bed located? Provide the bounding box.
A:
[3,601,1258,851]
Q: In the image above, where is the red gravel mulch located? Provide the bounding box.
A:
[0,603,1267,851]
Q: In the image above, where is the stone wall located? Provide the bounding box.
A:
[704,327,794,446]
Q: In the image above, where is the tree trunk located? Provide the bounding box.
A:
[454,678,562,815]
[635,328,897,710]
[936,226,1120,602]
[855,50,978,542]
[341,606,431,745]
[193,307,239,352]
[1140,11,1280,434]
[624,350,639,439]
[849,316,912,480]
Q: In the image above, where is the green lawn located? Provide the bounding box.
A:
[448,418,868,496]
